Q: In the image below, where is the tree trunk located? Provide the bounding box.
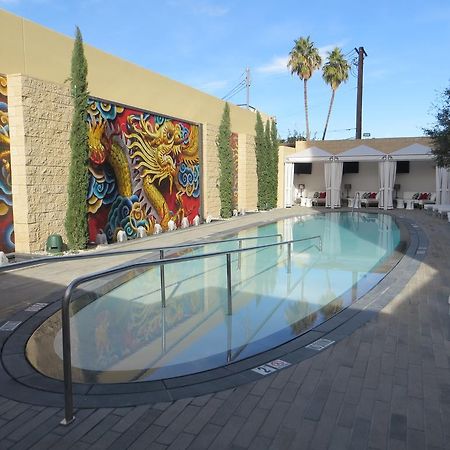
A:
[322,89,336,140]
[304,79,310,141]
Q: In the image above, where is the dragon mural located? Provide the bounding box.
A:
[86,99,200,243]
[0,75,14,253]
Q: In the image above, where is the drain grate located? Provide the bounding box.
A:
[0,321,22,332]
[306,338,335,351]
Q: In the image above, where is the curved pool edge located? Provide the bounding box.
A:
[0,212,426,408]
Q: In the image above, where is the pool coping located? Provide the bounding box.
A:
[0,211,426,408]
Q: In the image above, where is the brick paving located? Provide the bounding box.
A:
[0,208,449,449]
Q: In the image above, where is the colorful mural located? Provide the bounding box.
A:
[0,75,14,253]
[231,132,238,210]
[86,99,200,243]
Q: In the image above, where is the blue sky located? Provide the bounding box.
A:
[1,0,450,140]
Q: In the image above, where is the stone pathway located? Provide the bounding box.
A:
[0,208,449,449]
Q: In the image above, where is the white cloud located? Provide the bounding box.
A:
[256,56,289,74]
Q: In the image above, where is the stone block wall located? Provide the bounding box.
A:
[8,74,72,252]
[238,133,257,211]
[202,123,220,218]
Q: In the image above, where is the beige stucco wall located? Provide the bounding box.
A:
[0,9,263,136]
[8,74,72,252]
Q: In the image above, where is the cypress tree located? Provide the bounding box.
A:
[264,119,272,209]
[270,120,279,208]
[255,112,265,210]
[217,103,233,218]
[65,27,89,249]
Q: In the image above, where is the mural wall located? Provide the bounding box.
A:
[0,75,14,253]
[86,99,201,243]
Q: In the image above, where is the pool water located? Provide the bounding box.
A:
[26,212,401,383]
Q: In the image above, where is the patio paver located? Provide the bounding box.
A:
[0,207,449,449]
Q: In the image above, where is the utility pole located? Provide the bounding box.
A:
[355,46,367,139]
[245,67,251,109]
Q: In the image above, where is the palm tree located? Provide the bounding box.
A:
[321,48,350,140]
[287,36,322,141]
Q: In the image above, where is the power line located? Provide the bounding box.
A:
[221,71,246,101]
[222,80,246,100]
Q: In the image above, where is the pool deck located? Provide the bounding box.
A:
[0,207,449,449]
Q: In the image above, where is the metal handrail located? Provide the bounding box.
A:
[0,233,282,273]
[60,234,322,425]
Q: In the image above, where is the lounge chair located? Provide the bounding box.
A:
[400,192,436,209]
[348,191,378,208]
[432,204,450,217]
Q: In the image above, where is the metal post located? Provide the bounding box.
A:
[226,316,232,363]
[60,290,75,426]
[287,242,292,274]
[160,249,166,308]
[161,307,166,353]
[238,239,242,270]
[245,67,250,109]
[226,253,232,315]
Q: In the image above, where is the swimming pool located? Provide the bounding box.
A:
[26,212,401,383]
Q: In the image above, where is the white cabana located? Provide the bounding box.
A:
[282,138,434,209]
[378,158,396,210]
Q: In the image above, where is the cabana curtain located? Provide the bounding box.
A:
[436,166,449,205]
[324,162,332,208]
[331,161,343,208]
[378,159,396,210]
[284,162,295,207]
[325,160,343,208]
[442,168,449,205]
